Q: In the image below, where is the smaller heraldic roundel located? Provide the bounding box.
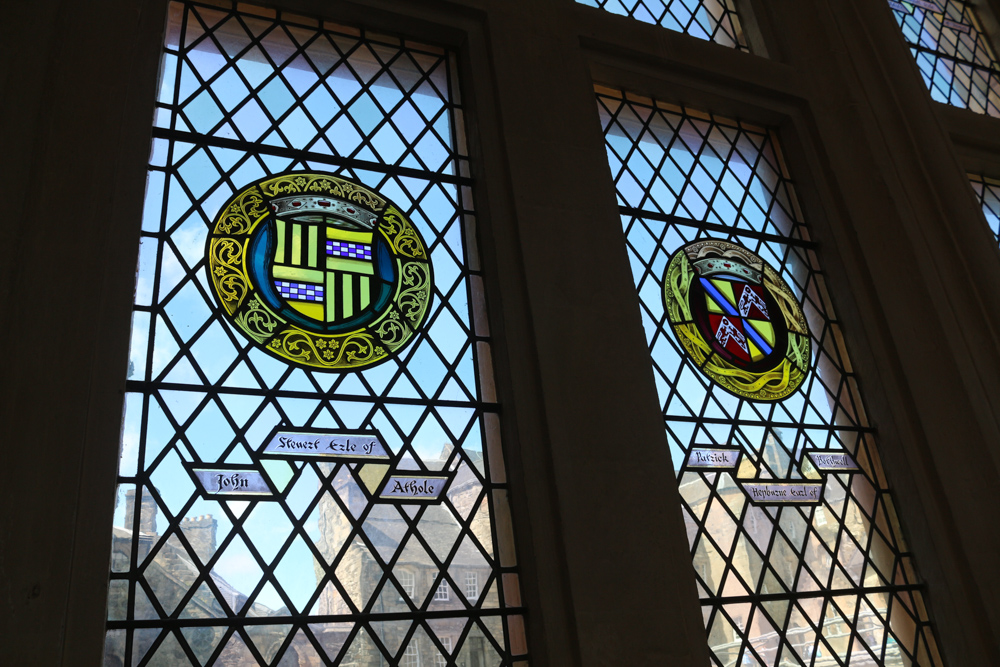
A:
[663,240,810,401]
[206,172,433,371]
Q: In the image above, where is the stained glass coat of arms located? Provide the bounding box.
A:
[597,86,944,667]
[207,172,432,370]
[664,240,810,401]
[105,3,527,666]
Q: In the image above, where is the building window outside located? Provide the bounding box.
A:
[399,570,416,599]
[434,637,452,666]
[403,643,421,667]
[465,571,479,599]
[434,580,450,601]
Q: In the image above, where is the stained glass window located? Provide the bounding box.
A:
[577,0,748,50]
[970,173,1000,240]
[105,2,527,665]
[889,0,1000,117]
[597,86,944,667]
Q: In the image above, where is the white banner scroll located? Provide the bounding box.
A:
[191,467,272,497]
[740,482,823,504]
[261,428,390,461]
[379,475,449,501]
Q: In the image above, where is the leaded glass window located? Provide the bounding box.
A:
[970,173,1000,240]
[597,86,944,667]
[105,2,527,665]
[889,0,1000,117]
[577,0,748,50]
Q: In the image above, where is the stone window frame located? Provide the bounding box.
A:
[12,0,1000,665]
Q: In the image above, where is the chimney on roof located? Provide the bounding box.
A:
[181,514,218,562]
[124,488,158,535]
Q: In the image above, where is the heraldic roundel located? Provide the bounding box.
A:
[663,240,810,401]
[207,172,432,371]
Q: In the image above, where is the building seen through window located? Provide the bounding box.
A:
[597,85,945,667]
[103,1,526,665]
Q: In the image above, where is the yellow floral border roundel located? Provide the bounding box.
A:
[663,240,810,401]
[207,172,432,371]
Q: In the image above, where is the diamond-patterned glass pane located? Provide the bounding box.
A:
[889,0,1000,117]
[971,173,1000,241]
[597,86,944,667]
[578,0,747,50]
[106,2,525,666]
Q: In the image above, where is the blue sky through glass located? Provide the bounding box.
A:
[107,4,523,665]
[597,86,944,667]
[577,0,748,50]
